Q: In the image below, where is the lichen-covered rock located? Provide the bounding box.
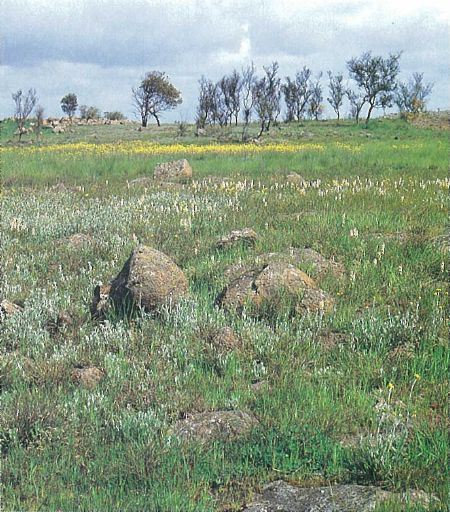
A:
[109,246,188,313]
[170,410,258,445]
[224,248,344,282]
[0,300,23,322]
[217,262,334,316]
[243,480,437,511]
[154,159,192,182]
[286,173,307,185]
[208,326,240,352]
[216,228,258,249]
[71,366,105,389]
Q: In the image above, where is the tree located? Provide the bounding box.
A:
[282,67,314,122]
[395,72,433,114]
[34,105,45,142]
[241,63,257,140]
[79,105,100,120]
[327,71,345,121]
[346,89,365,123]
[132,71,182,127]
[307,77,324,121]
[347,51,401,125]
[12,88,37,141]
[253,62,281,137]
[196,76,216,128]
[60,93,78,121]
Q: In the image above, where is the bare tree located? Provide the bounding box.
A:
[327,71,345,121]
[395,72,433,114]
[34,105,45,142]
[229,69,242,125]
[253,62,281,137]
[196,76,216,128]
[132,71,182,127]
[346,89,365,123]
[347,51,401,125]
[241,63,256,140]
[12,88,37,141]
[282,67,314,122]
[307,76,324,121]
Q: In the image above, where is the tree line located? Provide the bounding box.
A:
[10,51,434,141]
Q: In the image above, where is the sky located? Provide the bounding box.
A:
[1,0,449,122]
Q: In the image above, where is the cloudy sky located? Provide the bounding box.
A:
[1,0,448,121]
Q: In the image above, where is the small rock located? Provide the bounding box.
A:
[243,480,437,511]
[63,233,94,248]
[154,159,192,182]
[129,177,153,187]
[0,300,23,322]
[46,311,73,335]
[71,366,105,389]
[170,410,258,445]
[216,228,258,249]
[109,245,188,314]
[286,173,307,185]
[295,288,335,314]
[90,284,111,320]
[208,326,240,352]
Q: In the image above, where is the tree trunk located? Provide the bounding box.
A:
[141,116,147,128]
[154,114,161,127]
[365,103,374,126]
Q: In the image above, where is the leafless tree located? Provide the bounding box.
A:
[327,71,345,121]
[395,72,433,114]
[241,63,256,140]
[253,61,281,137]
[196,76,216,128]
[282,67,314,122]
[346,89,365,123]
[307,76,324,121]
[34,105,45,142]
[12,88,37,141]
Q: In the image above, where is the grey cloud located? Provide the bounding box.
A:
[1,0,448,119]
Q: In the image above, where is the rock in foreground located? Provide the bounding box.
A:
[243,480,436,511]
[154,159,192,182]
[217,262,334,316]
[109,246,188,313]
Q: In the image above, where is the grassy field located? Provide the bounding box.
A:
[0,117,448,510]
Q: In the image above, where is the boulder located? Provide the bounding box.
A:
[109,246,188,313]
[71,366,105,389]
[224,247,344,281]
[216,228,258,249]
[52,126,65,134]
[217,262,334,316]
[286,173,307,185]
[154,159,192,182]
[243,480,438,511]
[0,300,23,322]
[170,410,258,445]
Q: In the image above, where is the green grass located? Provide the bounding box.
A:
[0,118,448,510]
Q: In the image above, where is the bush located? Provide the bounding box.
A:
[79,105,100,120]
[105,111,126,121]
